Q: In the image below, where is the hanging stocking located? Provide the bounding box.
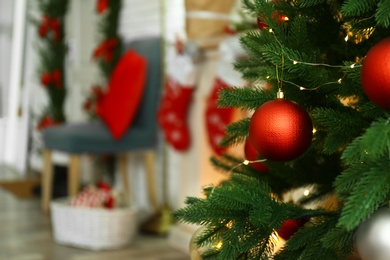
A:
[157,45,197,151]
[205,36,246,155]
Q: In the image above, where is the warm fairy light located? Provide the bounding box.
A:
[338,78,342,84]
[293,60,298,64]
[243,160,249,165]
[312,128,317,134]
[216,242,223,249]
[284,16,289,21]
[226,221,233,229]
[350,64,355,68]
[303,190,310,196]
[266,76,271,79]
[344,35,349,42]
[269,28,274,33]
[299,87,305,90]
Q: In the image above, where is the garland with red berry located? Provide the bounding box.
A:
[36,0,69,130]
[83,0,123,118]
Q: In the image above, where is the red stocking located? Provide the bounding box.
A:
[205,78,234,155]
[157,77,193,151]
[205,35,246,156]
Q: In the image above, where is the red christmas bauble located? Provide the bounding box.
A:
[244,139,268,173]
[277,218,309,240]
[257,17,268,30]
[248,98,313,162]
[361,38,390,110]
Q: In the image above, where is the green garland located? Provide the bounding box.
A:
[83,0,122,118]
[36,0,69,129]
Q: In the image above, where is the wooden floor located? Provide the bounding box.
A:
[0,187,189,260]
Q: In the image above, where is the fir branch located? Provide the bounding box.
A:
[218,87,272,110]
[219,118,251,148]
[299,0,325,7]
[333,161,374,199]
[320,227,355,256]
[275,216,344,259]
[341,0,378,17]
[376,0,390,27]
[338,159,390,231]
[341,118,390,164]
[312,106,370,154]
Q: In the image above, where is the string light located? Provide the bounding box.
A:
[228,158,268,174]
[303,190,310,196]
[290,59,359,68]
[264,26,363,92]
[312,128,317,134]
[271,232,279,240]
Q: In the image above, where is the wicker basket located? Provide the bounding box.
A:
[51,198,138,250]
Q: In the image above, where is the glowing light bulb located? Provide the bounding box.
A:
[216,242,223,249]
[269,28,273,33]
[350,64,355,68]
[271,232,279,240]
[312,128,317,134]
[243,160,249,165]
[344,35,349,42]
[304,190,310,196]
[299,87,305,90]
[338,78,342,84]
[293,60,298,64]
[284,16,289,21]
[266,76,271,79]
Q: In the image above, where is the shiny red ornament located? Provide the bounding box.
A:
[361,38,390,110]
[248,98,313,162]
[257,17,268,30]
[277,218,309,240]
[244,139,268,173]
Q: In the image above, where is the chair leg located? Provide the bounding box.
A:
[118,153,131,206]
[68,155,81,197]
[143,151,159,212]
[42,149,53,214]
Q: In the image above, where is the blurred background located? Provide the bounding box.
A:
[0,0,256,258]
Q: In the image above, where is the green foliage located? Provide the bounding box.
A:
[338,159,390,230]
[299,0,325,8]
[220,118,250,147]
[96,0,123,79]
[341,118,390,164]
[175,0,390,258]
[341,0,378,16]
[36,0,69,122]
[376,0,390,27]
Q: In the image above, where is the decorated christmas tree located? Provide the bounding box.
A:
[175,0,390,259]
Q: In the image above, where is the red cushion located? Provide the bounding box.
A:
[97,50,147,139]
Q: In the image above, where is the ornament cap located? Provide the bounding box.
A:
[277,90,284,99]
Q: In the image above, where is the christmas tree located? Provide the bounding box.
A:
[175,0,390,259]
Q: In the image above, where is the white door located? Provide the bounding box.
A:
[0,0,30,175]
